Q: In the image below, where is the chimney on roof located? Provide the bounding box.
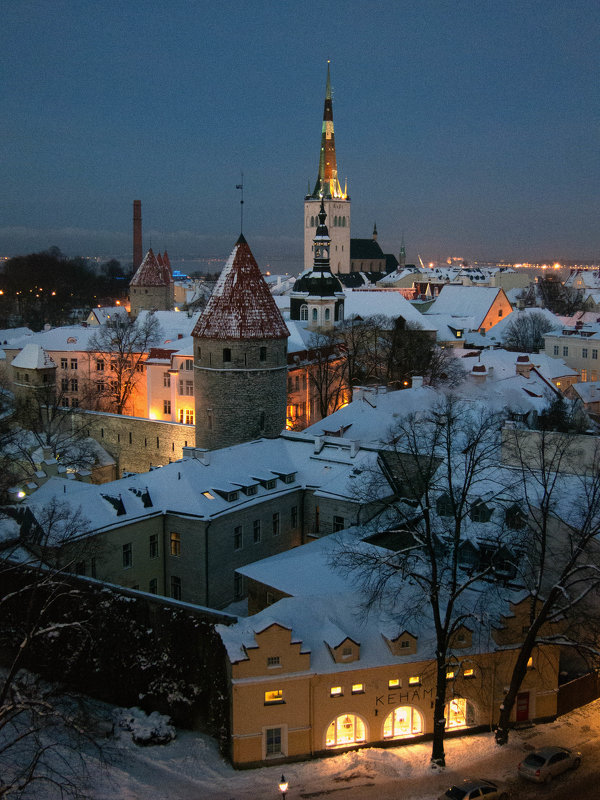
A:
[314,435,324,454]
[133,200,142,270]
[470,363,488,383]
[515,354,533,378]
[349,440,359,458]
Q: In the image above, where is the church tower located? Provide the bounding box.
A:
[304,62,351,274]
[192,235,290,450]
[291,199,345,330]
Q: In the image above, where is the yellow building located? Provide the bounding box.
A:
[217,540,560,768]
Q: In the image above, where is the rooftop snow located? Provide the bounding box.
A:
[192,236,289,341]
[10,343,55,369]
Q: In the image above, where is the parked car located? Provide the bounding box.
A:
[438,778,508,800]
[518,746,582,783]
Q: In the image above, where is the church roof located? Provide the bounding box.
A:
[130,248,173,288]
[350,238,385,260]
[192,235,289,340]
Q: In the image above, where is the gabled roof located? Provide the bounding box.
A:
[192,235,289,340]
[11,343,55,369]
[130,248,173,288]
[426,285,507,328]
[350,238,385,260]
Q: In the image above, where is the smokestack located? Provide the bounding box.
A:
[133,200,142,270]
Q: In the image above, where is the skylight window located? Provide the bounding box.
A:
[202,491,216,499]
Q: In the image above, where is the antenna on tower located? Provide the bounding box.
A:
[236,172,244,234]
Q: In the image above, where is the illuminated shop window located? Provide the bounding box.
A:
[444,698,475,729]
[325,714,366,748]
[383,706,423,739]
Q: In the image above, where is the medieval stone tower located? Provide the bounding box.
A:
[304,62,351,274]
[129,248,175,317]
[192,234,290,450]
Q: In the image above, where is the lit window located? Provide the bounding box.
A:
[264,690,283,704]
[527,656,534,669]
[267,656,281,668]
[185,409,194,424]
[330,686,343,697]
[446,670,455,680]
[383,706,423,739]
[351,683,364,694]
[388,678,401,689]
[445,698,475,729]
[170,532,181,557]
[202,491,215,499]
[463,668,475,678]
[326,714,366,747]
[408,676,421,686]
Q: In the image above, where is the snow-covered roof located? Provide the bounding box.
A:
[219,532,521,672]
[343,290,437,331]
[426,286,508,329]
[21,434,385,541]
[464,307,561,348]
[10,343,55,369]
[192,235,289,341]
[568,381,600,404]
[130,248,173,287]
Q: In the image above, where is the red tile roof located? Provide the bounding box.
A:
[130,248,174,287]
[192,235,289,340]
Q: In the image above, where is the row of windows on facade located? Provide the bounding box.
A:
[120,509,301,575]
[15,371,51,384]
[263,698,475,758]
[59,358,145,372]
[307,215,347,227]
[298,305,341,322]
[553,344,598,359]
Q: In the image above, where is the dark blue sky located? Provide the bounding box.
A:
[2,0,598,268]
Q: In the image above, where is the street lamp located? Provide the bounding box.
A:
[278,774,288,799]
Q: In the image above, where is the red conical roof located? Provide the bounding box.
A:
[192,235,289,340]
[130,248,173,287]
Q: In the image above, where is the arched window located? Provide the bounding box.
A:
[300,304,308,321]
[310,216,314,226]
[334,215,338,227]
[444,698,475,730]
[312,308,318,321]
[325,308,331,321]
[326,714,366,748]
[337,304,344,321]
[342,217,346,227]
[383,706,423,739]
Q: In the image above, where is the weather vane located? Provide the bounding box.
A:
[236,172,244,234]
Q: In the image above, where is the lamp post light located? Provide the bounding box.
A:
[278,774,288,799]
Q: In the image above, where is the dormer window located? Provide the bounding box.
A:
[505,504,526,530]
[470,500,493,523]
[436,493,453,517]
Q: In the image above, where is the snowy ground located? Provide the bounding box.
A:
[74,699,600,800]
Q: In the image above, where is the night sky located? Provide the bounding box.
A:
[1,1,598,269]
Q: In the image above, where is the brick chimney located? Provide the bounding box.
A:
[133,200,142,270]
[515,354,533,378]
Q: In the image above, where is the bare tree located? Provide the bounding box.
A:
[495,424,600,744]
[335,395,513,766]
[0,501,107,799]
[89,312,160,414]
[307,330,348,419]
[503,311,555,353]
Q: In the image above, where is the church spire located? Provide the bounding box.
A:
[308,61,347,200]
